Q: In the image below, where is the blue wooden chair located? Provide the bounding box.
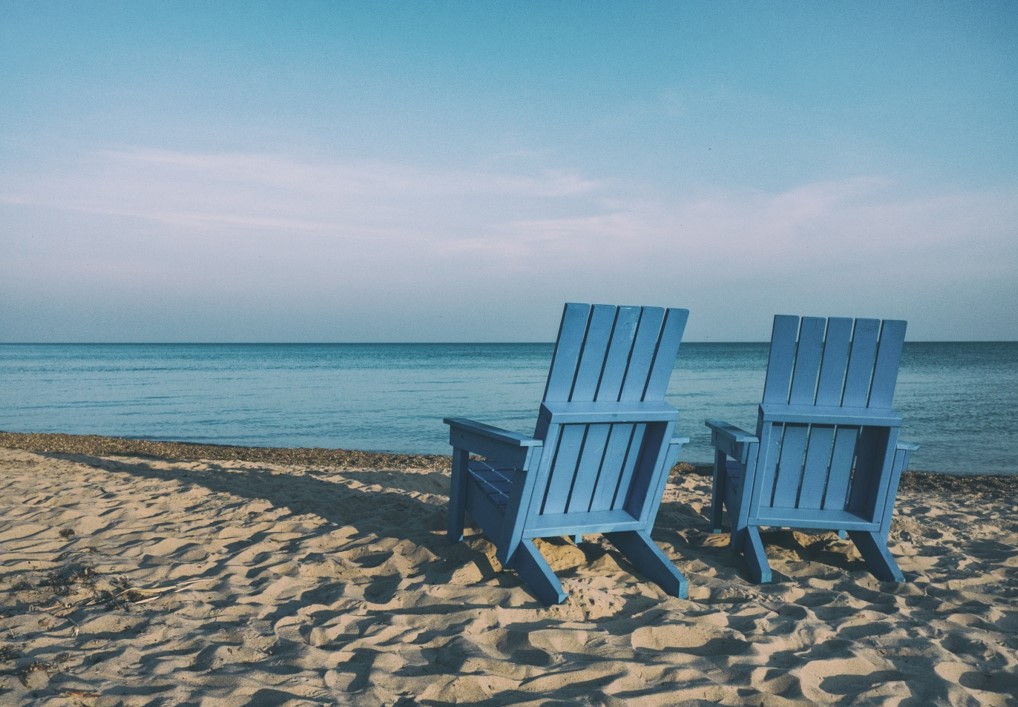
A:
[445,303,690,604]
[706,315,919,583]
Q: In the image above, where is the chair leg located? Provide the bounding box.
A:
[509,538,567,605]
[744,526,772,584]
[848,530,904,582]
[448,449,468,542]
[710,451,727,533]
[730,525,746,553]
[606,530,688,599]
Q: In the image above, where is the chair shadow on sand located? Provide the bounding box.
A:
[31,453,735,605]
[43,450,886,601]
[43,448,900,602]
[651,491,880,587]
[38,451,504,606]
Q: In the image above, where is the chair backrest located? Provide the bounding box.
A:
[526,303,688,523]
[541,303,687,408]
[762,315,906,411]
[753,315,907,525]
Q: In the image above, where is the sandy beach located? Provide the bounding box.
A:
[1,433,1015,706]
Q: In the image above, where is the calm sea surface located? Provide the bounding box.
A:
[1,343,1014,475]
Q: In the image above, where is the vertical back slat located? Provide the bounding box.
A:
[570,305,617,401]
[542,303,591,403]
[798,426,835,509]
[596,306,641,402]
[771,424,808,507]
[611,424,646,510]
[847,427,887,516]
[822,426,859,510]
[566,424,611,512]
[868,427,900,531]
[624,422,668,517]
[815,318,853,406]
[868,320,907,409]
[619,308,666,401]
[762,315,800,404]
[644,308,689,401]
[541,426,586,514]
[789,317,825,405]
[842,319,880,407]
[590,424,633,511]
[755,422,782,506]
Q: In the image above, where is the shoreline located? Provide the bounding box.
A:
[1,430,1013,498]
[0,430,450,473]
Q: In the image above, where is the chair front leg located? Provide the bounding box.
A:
[849,530,904,582]
[606,530,688,599]
[448,447,469,542]
[710,449,728,533]
[743,526,772,584]
[510,538,567,605]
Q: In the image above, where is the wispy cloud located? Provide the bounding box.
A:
[96,147,603,198]
[6,147,1014,266]
[3,147,604,240]
[3,145,1016,339]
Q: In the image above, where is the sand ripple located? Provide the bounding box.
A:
[1,446,1016,705]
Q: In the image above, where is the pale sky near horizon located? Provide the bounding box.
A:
[2,1,1016,342]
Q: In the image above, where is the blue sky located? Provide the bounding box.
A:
[2,1,1016,342]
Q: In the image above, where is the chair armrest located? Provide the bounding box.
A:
[444,418,541,447]
[705,420,757,443]
[705,419,759,461]
[444,417,543,466]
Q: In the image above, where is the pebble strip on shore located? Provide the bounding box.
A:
[0,430,1012,498]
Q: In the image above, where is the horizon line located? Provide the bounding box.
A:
[2,340,1016,346]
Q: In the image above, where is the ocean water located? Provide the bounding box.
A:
[0,342,1014,475]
